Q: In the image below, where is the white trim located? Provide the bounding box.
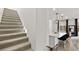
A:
[19,16,28,35]
[15,9,28,33]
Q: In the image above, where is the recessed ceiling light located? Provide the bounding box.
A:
[53,8,56,11]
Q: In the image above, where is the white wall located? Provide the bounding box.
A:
[49,19,53,34]
[49,9,57,34]
[0,8,4,22]
[35,9,49,50]
[15,8,79,50]
[56,8,79,19]
[15,8,36,50]
[3,8,79,50]
[14,8,50,51]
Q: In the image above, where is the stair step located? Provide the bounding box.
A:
[1,20,21,23]
[3,11,17,14]
[4,8,17,12]
[26,48,32,51]
[0,32,26,36]
[0,27,23,29]
[0,24,21,26]
[2,19,21,22]
[0,42,31,51]
[0,8,31,51]
[0,25,22,26]
[2,18,20,20]
[0,28,23,30]
[0,29,23,34]
[3,9,18,16]
[0,25,23,29]
[14,42,31,51]
[3,14,18,17]
[0,36,28,49]
[2,15,19,18]
[0,22,21,25]
[0,28,23,31]
[0,32,27,41]
[2,15,20,19]
[0,24,22,26]
[3,14,18,16]
[2,17,20,20]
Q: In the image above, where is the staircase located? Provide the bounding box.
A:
[0,8,32,51]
